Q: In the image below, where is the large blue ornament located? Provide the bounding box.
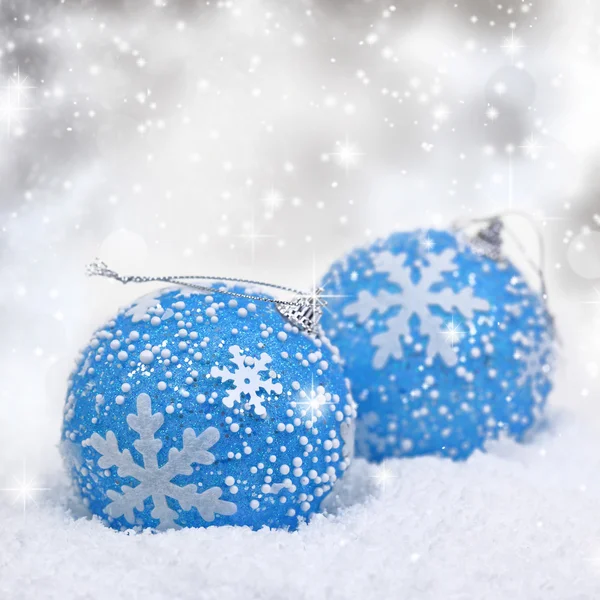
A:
[320,228,555,461]
[61,286,355,531]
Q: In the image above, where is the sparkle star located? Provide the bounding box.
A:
[262,187,283,215]
[1,460,49,517]
[520,135,545,159]
[501,31,525,58]
[298,251,348,325]
[371,465,397,492]
[330,137,363,171]
[581,287,600,309]
[432,104,450,122]
[296,379,334,424]
[485,106,499,121]
[0,68,35,136]
[237,209,274,264]
[442,317,465,347]
[420,234,435,252]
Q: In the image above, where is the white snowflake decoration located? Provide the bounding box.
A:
[86,393,237,530]
[124,292,174,323]
[515,331,555,410]
[344,249,490,368]
[210,345,283,415]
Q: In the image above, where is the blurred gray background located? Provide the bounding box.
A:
[1,0,599,478]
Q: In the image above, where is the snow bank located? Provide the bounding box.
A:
[2,410,600,600]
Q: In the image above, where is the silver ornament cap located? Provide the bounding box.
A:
[276,288,327,334]
[471,217,504,260]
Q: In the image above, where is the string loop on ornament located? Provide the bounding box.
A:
[453,211,549,299]
[453,211,560,343]
[85,259,326,334]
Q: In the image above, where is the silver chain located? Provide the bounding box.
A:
[85,259,306,306]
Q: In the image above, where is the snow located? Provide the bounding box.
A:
[2,407,600,599]
[1,0,599,597]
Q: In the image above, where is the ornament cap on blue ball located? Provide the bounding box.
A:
[320,220,556,462]
[62,274,355,531]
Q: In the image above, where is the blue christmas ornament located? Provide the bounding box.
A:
[320,222,555,461]
[62,275,355,532]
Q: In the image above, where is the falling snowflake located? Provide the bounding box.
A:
[210,345,282,415]
[343,249,490,368]
[86,393,237,530]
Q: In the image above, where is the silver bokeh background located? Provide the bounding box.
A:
[1,0,599,478]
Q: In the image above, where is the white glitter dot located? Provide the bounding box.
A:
[140,350,154,364]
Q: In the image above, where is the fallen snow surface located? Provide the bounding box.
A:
[2,410,600,600]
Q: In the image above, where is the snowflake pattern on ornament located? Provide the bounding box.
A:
[515,331,556,409]
[343,248,490,368]
[63,286,355,530]
[86,393,237,530]
[124,291,175,323]
[210,345,283,415]
[320,228,556,461]
[124,292,161,323]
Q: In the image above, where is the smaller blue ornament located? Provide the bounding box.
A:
[62,285,355,531]
[320,227,556,461]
